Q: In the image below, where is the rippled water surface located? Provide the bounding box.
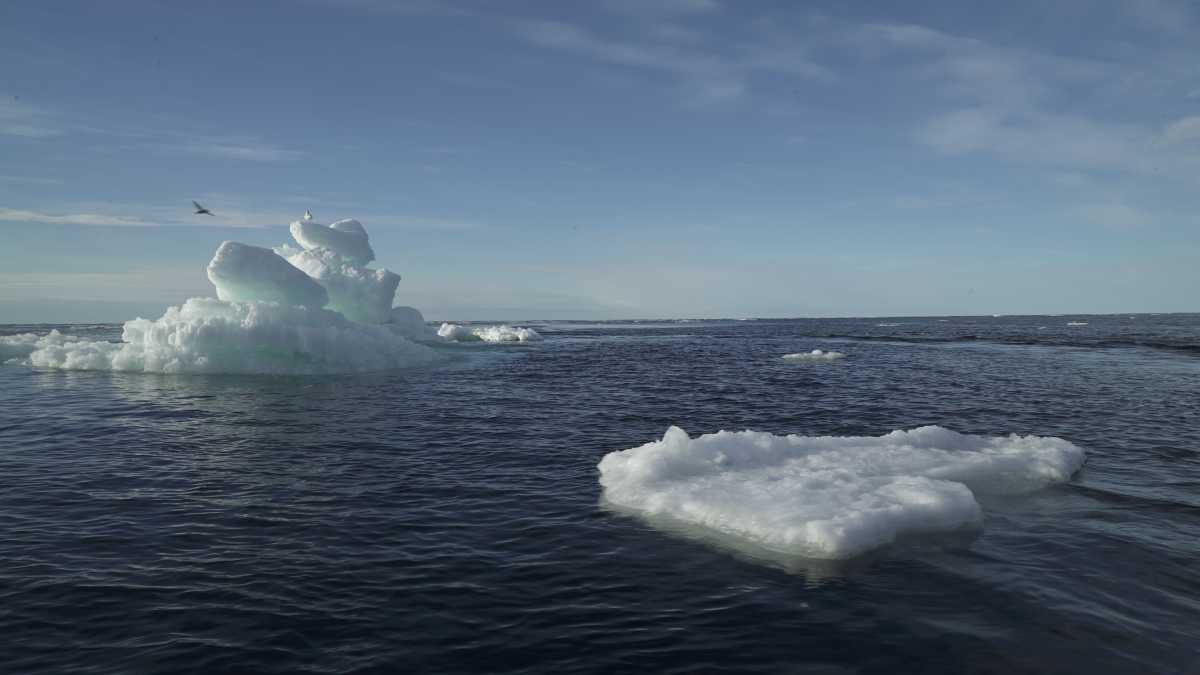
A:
[3,315,1199,674]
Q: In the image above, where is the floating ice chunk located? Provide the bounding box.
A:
[437,323,542,343]
[473,324,542,343]
[598,425,1084,560]
[783,349,845,361]
[283,247,399,324]
[1,331,80,364]
[207,241,328,308]
[436,322,481,342]
[289,219,375,266]
[6,298,440,374]
[388,306,438,341]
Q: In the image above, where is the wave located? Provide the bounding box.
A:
[826,334,1200,356]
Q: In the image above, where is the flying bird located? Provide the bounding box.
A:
[193,201,214,216]
[304,210,313,221]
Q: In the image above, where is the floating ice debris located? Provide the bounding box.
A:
[598,425,1084,560]
[437,323,542,343]
[436,322,482,342]
[782,350,845,361]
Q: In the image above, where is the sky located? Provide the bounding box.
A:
[2,0,1198,322]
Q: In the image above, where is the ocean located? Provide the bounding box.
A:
[2,314,1198,674]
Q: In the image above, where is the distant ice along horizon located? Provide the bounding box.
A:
[0,215,541,373]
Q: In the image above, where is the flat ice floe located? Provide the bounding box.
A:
[782,349,845,361]
[598,425,1084,560]
[437,323,543,343]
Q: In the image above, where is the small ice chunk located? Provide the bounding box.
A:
[207,241,328,308]
[437,323,542,343]
[472,324,542,343]
[783,349,845,361]
[289,219,375,265]
[437,322,482,342]
[598,425,1084,560]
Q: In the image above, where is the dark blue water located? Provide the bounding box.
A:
[3,315,1199,674]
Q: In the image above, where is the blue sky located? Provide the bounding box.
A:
[2,0,1198,322]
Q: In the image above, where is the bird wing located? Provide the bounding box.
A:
[193,201,204,210]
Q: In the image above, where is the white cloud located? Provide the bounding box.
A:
[849,22,1200,182]
[0,208,150,227]
[1162,115,1200,144]
[0,98,63,138]
[0,175,63,186]
[0,96,304,162]
[0,200,490,232]
[1072,201,1152,231]
[601,0,720,15]
[177,139,307,162]
[0,269,209,303]
[917,108,1151,172]
[1125,0,1195,34]
[512,17,831,104]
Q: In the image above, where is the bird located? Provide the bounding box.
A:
[193,201,213,216]
[304,210,313,221]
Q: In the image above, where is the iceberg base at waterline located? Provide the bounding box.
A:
[1,216,466,374]
[2,298,441,374]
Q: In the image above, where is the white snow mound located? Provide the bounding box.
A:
[598,425,1084,560]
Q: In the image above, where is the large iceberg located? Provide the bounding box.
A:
[598,425,1084,560]
[2,215,450,374]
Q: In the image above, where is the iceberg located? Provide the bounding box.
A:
[598,425,1084,560]
[2,215,454,374]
